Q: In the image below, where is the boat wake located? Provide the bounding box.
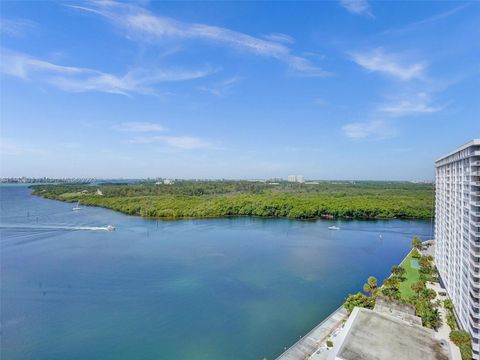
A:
[0,225,115,232]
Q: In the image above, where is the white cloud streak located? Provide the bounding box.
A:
[0,18,38,37]
[0,137,47,156]
[342,120,396,139]
[262,33,295,44]
[199,76,240,97]
[339,0,374,18]
[378,93,444,116]
[113,122,166,132]
[129,135,214,150]
[0,49,213,95]
[351,48,426,81]
[69,1,327,77]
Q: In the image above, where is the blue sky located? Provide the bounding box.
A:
[1,0,479,180]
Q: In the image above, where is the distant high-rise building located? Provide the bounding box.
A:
[435,139,480,359]
[287,175,305,183]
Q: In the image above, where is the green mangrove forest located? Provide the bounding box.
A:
[31,180,434,220]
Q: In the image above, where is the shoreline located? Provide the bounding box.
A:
[31,194,432,222]
[275,245,426,360]
[275,306,348,360]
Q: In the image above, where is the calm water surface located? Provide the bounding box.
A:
[0,185,432,360]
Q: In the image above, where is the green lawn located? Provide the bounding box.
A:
[399,251,420,299]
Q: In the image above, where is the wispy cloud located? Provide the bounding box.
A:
[351,48,426,81]
[0,137,47,156]
[339,0,374,18]
[113,122,166,132]
[0,18,38,37]
[262,33,295,44]
[199,76,240,97]
[342,120,396,139]
[378,93,444,116]
[313,97,327,106]
[68,1,328,77]
[0,49,213,95]
[129,135,214,150]
[383,3,470,35]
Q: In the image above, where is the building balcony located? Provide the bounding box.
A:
[471,278,480,290]
[471,297,480,310]
[470,316,480,331]
[470,257,480,269]
[470,309,480,322]
[468,217,478,225]
[471,242,480,254]
[473,341,480,354]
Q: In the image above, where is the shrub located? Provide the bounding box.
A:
[415,301,442,330]
[459,343,472,360]
[344,292,375,313]
[450,330,472,360]
[446,311,457,330]
[444,299,453,310]
[411,248,421,259]
[411,280,426,295]
[450,330,471,346]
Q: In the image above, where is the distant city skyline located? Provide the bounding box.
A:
[1,1,479,179]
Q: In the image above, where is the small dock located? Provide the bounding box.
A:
[276,306,348,360]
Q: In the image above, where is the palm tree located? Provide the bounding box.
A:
[363,276,378,296]
[391,265,406,280]
[411,280,426,295]
[411,236,422,250]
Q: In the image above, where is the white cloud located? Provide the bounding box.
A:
[129,135,214,150]
[262,33,295,44]
[69,1,327,77]
[160,136,213,150]
[383,3,470,35]
[0,18,38,37]
[199,76,240,97]
[342,120,396,139]
[0,137,47,156]
[351,48,426,81]
[339,0,374,18]
[379,101,441,115]
[0,49,213,95]
[378,93,444,116]
[113,122,166,132]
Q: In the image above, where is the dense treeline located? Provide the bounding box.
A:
[31,181,434,220]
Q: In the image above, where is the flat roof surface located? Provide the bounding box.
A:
[336,308,449,360]
[435,139,480,163]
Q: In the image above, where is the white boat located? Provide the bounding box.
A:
[328,226,340,230]
[72,201,82,211]
[106,225,115,231]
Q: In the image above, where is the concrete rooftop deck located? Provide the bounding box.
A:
[328,307,450,360]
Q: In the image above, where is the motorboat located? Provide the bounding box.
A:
[72,201,82,211]
[106,225,115,231]
[328,226,340,230]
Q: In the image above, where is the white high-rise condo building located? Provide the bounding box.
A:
[435,139,480,359]
[287,175,305,183]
